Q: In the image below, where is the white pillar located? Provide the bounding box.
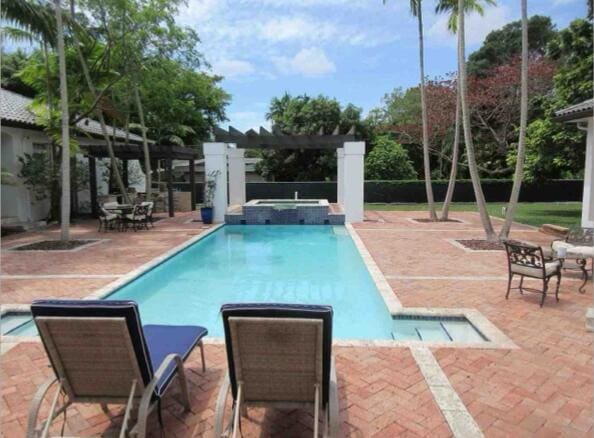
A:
[342,141,365,223]
[581,120,594,228]
[337,148,344,206]
[203,142,228,223]
[228,146,246,206]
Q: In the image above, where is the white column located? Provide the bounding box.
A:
[228,146,246,206]
[581,120,594,228]
[585,120,594,332]
[337,148,344,206]
[203,142,228,223]
[342,141,365,223]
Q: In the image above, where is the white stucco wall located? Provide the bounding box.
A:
[1,126,146,222]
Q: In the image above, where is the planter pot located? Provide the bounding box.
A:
[201,207,214,224]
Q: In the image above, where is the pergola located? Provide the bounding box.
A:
[84,144,200,217]
[206,126,365,222]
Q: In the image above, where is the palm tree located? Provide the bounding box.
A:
[384,0,437,220]
[54,0,70,240]
[456,0,497,240]
[435,0,496,221]
[499,0,528,239]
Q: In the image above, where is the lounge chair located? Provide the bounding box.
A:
[213,303,339,438]
[504,241,562,307]
[27,300,207,438]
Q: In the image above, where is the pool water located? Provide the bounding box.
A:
[1,313,36,336]
[109,225,394,339]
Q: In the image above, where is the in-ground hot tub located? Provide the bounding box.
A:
[225,199,345,225]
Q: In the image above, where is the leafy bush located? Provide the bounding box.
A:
[365,135,417,180]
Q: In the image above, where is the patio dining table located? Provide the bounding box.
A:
[551,241,594,293]
[103,204,135,215]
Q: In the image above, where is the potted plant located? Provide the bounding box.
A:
[201,170,219,224]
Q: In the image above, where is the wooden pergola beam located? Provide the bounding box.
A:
[213,126,356,149]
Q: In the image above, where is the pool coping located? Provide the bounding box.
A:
[345,224,518,350]
[2,222,516,352]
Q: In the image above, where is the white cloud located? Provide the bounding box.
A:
[273,47,336,77]
[212,59,255,78]
[552,0,578,4]
[427,5,510,47]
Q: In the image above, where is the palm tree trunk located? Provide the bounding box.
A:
[134,86,152,200]
[72,49,130,204]
[499,0,528,239]
[54,0,70,241]
[417,2,438,221]
[457,0,496,240]
[441,91,461,220]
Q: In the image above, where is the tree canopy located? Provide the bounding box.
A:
[256,93,368,181]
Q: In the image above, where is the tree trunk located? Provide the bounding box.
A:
[499,0,528,239]
[417,3,438,221]
[457,0,496,240]
[43,41,61,222]
[70,0,129,204]
[134,86,152,200]
[54,0,70,241]
[441,91,461,220]
[73,48,130,204]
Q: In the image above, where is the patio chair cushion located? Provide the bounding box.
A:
[511,260,561,278]
[143,324,208,396]
[125,213,146,221]
[220,303,333,405]
[31,300,154,387]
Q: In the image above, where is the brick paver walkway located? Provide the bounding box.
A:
[1,210,592,437]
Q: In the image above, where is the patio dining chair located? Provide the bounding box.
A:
[98,206,120,232]
[140,201,155,228]
[124,204,150,231]
[213,303,339,438]
[504,241,562,307]
[27,300,208,438]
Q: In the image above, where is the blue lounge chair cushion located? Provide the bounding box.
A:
[144,324,208,395]
[220,303,333,405]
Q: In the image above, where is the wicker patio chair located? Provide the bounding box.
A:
[27,300,207,438]
[504,241,562,307]
[98,206,120,232]
[213,303,339,438]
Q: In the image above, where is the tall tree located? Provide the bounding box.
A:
[54,0,70,240]
[435,0,494,220]
[457,0,496,240]
[411,0,438,220]
[500,0,529,238]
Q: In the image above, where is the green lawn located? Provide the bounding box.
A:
[364,202,583,229]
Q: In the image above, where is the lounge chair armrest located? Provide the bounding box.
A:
[137,353,185,437]
[27,376,59,438]
[213,373,231,438]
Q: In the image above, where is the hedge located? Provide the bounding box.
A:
[173,179,583,204]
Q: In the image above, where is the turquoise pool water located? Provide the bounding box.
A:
[108,225,394,339]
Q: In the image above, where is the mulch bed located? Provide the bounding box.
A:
[11,240,98,251]
[456,239,505,251]
[413,218,462,223]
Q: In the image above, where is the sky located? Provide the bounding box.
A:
[176,0,587,131]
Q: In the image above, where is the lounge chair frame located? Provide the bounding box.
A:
[213,307,339,438]
[26,304,206,438]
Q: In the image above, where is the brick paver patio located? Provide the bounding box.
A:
[1,211,592,437]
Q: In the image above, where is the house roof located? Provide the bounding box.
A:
[0,88,148,143]
[554,98,594,122]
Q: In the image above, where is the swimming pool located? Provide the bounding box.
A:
[109,225,394,339]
